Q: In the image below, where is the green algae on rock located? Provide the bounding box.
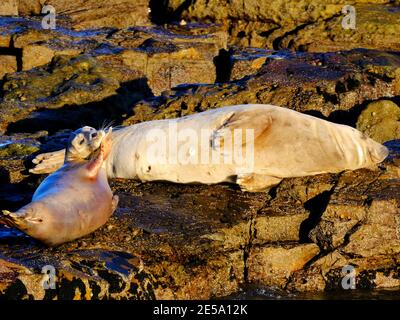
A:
[0,54,123,133]
[356,100,400,143]
[0,142,39,158]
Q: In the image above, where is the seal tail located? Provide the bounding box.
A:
[0,210,22,228]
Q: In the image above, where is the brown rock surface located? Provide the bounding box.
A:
[0,2,400,300]
[0,0,18,16]
[124,49,400,126]
[0,55,17,79]
[156,1,400,51]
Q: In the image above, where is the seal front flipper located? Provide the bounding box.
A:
[30,149,66,174]
[211,108,273,150]
[111,195,119,212]
[236,173,282,192]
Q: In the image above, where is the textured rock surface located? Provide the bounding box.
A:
[357,100,400,143]
[124,49,400,126]
[155,0,400,51]
[0,55,17,79]
[21,0,152,30]
[0,1,400,300]
[0,0,18,16]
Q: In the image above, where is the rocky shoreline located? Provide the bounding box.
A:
[0,0,399,299]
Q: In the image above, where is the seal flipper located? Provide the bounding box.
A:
[0,210,21,228]
[211,108,273,151]
[30,149,66,174]
[0,207,41,230]
[237,173,282,192]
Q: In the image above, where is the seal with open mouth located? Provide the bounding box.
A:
[0,126,118,246]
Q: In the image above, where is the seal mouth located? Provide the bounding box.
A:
[90,127,112,151]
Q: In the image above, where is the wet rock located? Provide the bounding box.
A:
[0,17,228,132]
[0,0,18,16]
[288,142,400,292]
[2,17,110,70]
[0,182,267,299]
[356,100,400,143]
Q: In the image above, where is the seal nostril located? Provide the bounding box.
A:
[91,132,97,138]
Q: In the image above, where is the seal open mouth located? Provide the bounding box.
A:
[91,126,112,151]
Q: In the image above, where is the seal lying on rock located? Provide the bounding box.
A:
[31,104,389,192]
[0,127,118,246]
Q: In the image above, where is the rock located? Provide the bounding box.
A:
[0,54,124,133]
[0,0,18,16]
[156,1,400,51]
[279,4,400,52]
[44,0,150,30]
[0,55,17,79]
[229,47,272,81]
[124,49,400,126]
[21,45,55,70]
[104,24,227,95]
[17,0,42,16]
[0,182,268,299]
[247,244,320,288]
[356,100,400,143]
[288,142,400,292]
[0,17,230,133]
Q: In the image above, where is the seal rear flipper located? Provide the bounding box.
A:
[236,173,282,192]
[0,210,25,229]
[0,208,41,230]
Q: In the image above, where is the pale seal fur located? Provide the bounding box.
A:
[1,126,118,246]
[30,104,389,192]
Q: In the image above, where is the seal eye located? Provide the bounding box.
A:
[79,139,85,145]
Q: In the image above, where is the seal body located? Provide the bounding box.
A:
[1,128,118,246]
[105,104,388,190]
[31,104,389,192]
